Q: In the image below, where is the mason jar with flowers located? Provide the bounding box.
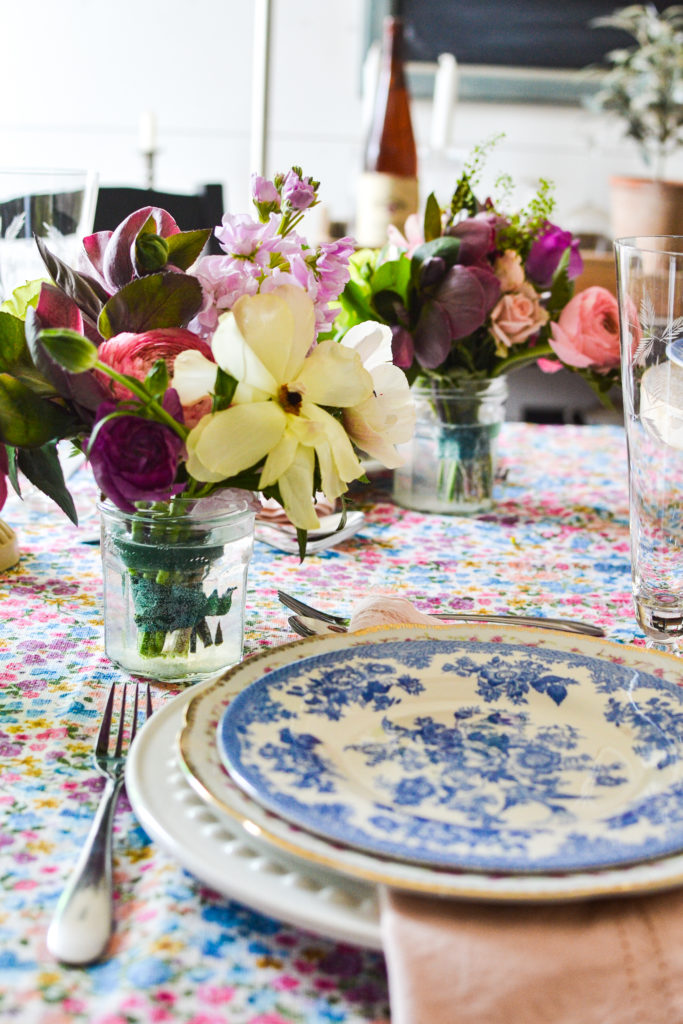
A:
[334,140,622,514]
[0,168,414,681]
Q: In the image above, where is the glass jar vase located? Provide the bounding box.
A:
[99,493,255,683]
[393,376,508,514]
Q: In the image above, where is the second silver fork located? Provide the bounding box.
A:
[46,682,153,965]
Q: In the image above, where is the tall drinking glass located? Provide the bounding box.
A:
[0,169,98,302]
[614,236,683,650]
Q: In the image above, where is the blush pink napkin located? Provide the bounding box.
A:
[346,595,683,1024]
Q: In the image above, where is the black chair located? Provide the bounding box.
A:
[93,183,225,254]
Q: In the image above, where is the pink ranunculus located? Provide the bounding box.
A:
[96,328,215,427]
[549,286,621,372]
[489,282,549,351]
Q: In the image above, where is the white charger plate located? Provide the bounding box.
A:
[140,624,683,936]
[125,685,382,949]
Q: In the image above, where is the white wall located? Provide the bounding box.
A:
[4,0,681,237]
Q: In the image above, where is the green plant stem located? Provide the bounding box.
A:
[94,361,189,440]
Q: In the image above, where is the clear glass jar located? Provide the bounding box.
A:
[99,494,255,683]
[393,377,508,514]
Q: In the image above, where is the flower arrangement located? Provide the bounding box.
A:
[0,167,413,533]
[0,168,414,673]
[334,139,622,403]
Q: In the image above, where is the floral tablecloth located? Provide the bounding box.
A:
[0,424,642,1024]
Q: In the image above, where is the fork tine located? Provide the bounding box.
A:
[114,684,127,758]
[144,682,153,721]
[278,589,347,625]
[95,684,116,758]
[130,684,140,743]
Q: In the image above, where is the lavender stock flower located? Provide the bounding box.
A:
[282,170,317,211]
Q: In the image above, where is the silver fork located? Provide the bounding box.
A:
[47,682,153,965]
[277,589,606,637]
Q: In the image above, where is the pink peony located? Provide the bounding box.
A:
[548,287,621,372]
[489,283,549,351]
[96,328,215,427]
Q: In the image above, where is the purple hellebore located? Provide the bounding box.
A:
[526,223,583,287]
[89,396,186,513]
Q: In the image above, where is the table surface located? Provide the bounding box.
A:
[0,424,645,1024]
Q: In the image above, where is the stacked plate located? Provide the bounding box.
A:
[125,623,683,949]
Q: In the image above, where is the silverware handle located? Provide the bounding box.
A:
[46,776,123,965]
[431,613,605,636]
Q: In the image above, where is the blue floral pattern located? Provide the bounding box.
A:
[220,639,683,873]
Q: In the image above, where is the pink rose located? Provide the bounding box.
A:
[489,282,549,350]
[549,287,620,372]
[96,328,215,427]
[494,250,525,292]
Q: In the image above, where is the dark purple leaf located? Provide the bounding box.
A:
[447,217,494,265]
[434,266,489,340]
[25,308,108,413]
[413,302,452,369]
[34,236,107,324]
[97,272,204,338]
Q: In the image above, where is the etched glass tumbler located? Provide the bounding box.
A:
[614,236,683,650]
[0,169,98,302]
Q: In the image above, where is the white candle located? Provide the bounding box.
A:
[430,53,458,152]
[139,111,157,153]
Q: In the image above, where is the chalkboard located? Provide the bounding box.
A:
[366,0,672,103]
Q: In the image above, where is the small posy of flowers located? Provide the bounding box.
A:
[334,137,622,402]
[0,168,414,542]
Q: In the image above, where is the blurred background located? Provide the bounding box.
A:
[2,0,680,421]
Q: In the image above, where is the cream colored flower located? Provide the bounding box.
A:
[494,250,525,292]
[339,321,415,467]
[172,284,373,529]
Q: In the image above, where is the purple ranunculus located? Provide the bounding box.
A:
[89,402,185,513]
[526,223,583,287]
[282,170,317,211]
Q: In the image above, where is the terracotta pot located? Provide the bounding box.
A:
[610,176,683,240]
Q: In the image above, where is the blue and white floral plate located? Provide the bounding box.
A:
[216,625,683,874]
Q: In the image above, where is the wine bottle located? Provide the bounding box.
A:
[355,14,419,248]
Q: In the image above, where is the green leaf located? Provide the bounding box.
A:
[0,374,77,446]
[166,229,212,270]
[38,329,99,373]
[337,279,379,325]
[423,192,442,242]
[411,236,462,273]
[0,311,30,370]
[0,312,56,396]
[0,279,44,318]
[98,272,204,338]
[144,358,169,397]
[212,366,238,412]
[15,442,78,525]
[372,290,406,324]
[370,257,411,301]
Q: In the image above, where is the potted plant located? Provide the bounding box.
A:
[588,3,683,238]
